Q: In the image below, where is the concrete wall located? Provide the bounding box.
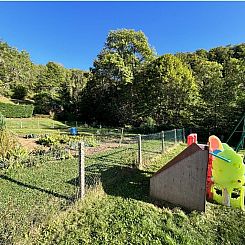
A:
[150,144,208,211]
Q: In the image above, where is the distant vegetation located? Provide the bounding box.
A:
[0,29,244,140]
[0,102,34,118]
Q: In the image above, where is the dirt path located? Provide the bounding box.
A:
[18,137,121,155]
[18,137,40,151]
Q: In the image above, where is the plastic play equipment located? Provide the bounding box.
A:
[150,132,245,211]
[208,135,245,210]
[187,133,197,145]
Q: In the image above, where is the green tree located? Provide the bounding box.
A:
[81,29,156,125]
[0,41,36,97]
[59,69,90,120]
[135,54,198,128]
[34,62,68,115]
[192,60,225,132]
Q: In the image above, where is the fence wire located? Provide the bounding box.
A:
[0,127,185,202]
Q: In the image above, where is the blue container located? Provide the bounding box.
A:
[70,127,78,136]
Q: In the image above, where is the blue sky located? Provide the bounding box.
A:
[1,1,245,70]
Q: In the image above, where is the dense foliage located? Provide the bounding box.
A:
[0,102,34,118]
[0,29,244,139]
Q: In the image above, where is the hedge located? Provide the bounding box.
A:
[0,102,34,118]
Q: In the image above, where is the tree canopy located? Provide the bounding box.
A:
[0,29,244,140]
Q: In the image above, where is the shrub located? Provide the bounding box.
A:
[36,134,70,146]
[0,130,20,159]
[139,117,157,134]
[0,102,34,118]
[37,134,99,147]
[11,85,28,100]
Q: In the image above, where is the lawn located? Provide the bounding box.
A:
[1,142,245,245]
[5,118,69,135]
[5,117,126,137]
[0,158,78,244]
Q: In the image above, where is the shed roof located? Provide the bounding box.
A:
[152,143,208,178]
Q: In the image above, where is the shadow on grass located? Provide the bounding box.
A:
[101,165,151,202]
[86,147,162,165]
[0,175,73,201]
[68,161,153,203]
[86,148,131,160]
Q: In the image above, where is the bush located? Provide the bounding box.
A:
[0,130,20,160]
[138,117,157,134]
[37,134,99,147]
[11,85,28,100]
[0,102,34,118]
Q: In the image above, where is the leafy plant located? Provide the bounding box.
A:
[37,134,99,147]
[0,112,6,130]
[0,130,19,159]
[48,144,73,160]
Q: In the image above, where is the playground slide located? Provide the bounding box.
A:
[150,135,245,211]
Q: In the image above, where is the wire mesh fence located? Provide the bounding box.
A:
[0,127,185,202]
[117,128,185,166]
[75,128,185,198]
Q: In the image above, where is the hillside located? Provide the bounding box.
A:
[1,143,245,244]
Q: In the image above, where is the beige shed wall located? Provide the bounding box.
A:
[150,149,208,211]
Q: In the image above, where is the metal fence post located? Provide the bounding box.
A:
[161,131,165,153]
[182,128,185,143]
[138,134,142,168]
[78,142,85,199]
[174,129,177,144]
[119,128,124,146]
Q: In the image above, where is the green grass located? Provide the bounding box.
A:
[0,96,14,104]
[4,117,126,137]
[1,142,245,245]
[5,118,69,135]
[25,143,245,245]
[0,159,78,244]
[25,192,245,245]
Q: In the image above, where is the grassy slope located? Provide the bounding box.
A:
[4,118,125,136]
[5,118,69,135]
[15,144,245,245]
[0,144,183,244]
[0,159,78,244]
[0,96,14,104]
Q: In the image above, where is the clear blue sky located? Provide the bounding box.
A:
[1,1,245,70]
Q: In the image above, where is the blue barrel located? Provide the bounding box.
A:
[70,127,78,136]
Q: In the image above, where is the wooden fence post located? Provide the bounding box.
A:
[174,129,177,144]
[20,120,23,129]
[78,142,85,199]
[138,134,142,168]
[161,131,165,153]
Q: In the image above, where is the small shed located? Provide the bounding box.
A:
[150,143,209,211]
